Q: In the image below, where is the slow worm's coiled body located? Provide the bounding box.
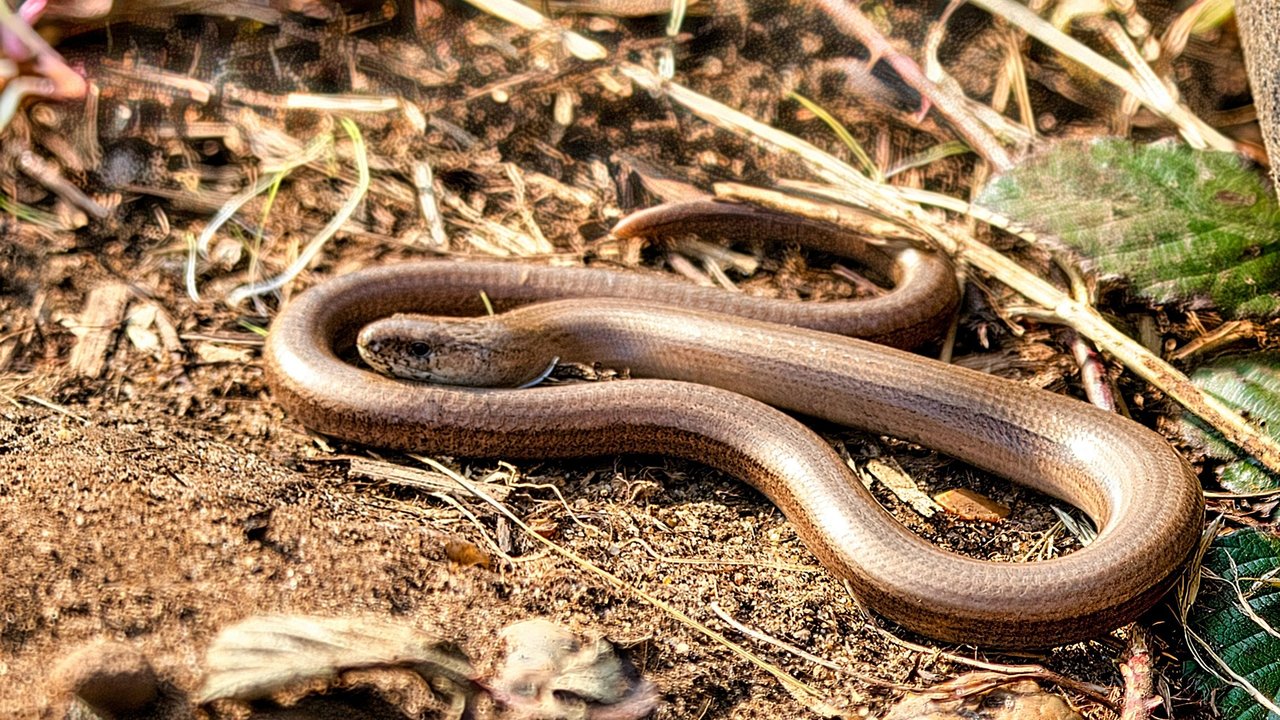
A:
[263,201,1203,647]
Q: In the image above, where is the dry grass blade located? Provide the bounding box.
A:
[789,91,880,181]
[966,0,1233,152]
[708,602,908,692]
[1183,625,1280,718]
[808,0,1015,170]
[729,176,1280,474]
[461,0,607,61]
[620,65,891,207]
[411,455,848,717]
[1164,516,1280,715]
[868,625,1118,712]
[1223,551,1280,641]
[16,393,91,424]
[225,118,369,306]
[617,62,1280,468]
[186,135,331,301]
[1175,515,1223,622]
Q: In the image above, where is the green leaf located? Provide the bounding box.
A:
[1177,353,1280,493]
[1186,528,1280,720]
[978,140,1280,316]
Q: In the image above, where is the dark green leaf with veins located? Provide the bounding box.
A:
[979,140,1280,316]
[1186,529,1280,720]
[1178,353,1280,493]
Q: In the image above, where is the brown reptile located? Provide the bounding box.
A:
[263,199,1204,648]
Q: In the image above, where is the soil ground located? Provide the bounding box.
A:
[0,1,1257,718]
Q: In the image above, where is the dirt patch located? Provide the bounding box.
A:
[0,0,1244,717]
[0,325,1180,718]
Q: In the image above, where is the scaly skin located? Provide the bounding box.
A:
[264,201,1203,648]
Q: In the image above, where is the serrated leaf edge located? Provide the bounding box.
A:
[1183,525,1280,716]
[1185,625,1280,717]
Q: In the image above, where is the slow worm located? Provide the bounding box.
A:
[263,200,1204,647]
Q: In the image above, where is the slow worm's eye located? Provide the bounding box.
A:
[409,341,431,358]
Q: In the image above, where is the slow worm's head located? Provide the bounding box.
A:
[357,313,542,387]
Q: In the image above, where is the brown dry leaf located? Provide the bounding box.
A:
[445,538,492,568]
[492,618,659,720]
[884,678,1081,720]
[197,615,474,707]
[195,342,253,365]
[933,488,1010,522]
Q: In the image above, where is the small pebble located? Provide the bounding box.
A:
[96,139,163,189]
